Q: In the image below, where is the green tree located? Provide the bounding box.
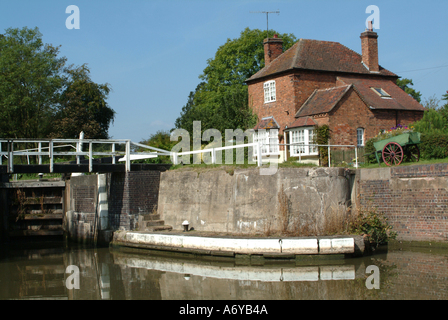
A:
[0,27,66,138]
[174,83,205,135]
[175,28,297,136]
[438,91,448,123]
[0,26,115,140]
[396,78,421,103]
[412,108,447,134]
[135,130,176,164]
[51,65,115,139]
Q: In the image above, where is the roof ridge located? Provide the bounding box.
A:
[291,39,303,69]
[326,84,353,113]
[315,84,351,92]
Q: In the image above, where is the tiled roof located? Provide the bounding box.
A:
[295,85,352,118]
[246,39,397,82]
[338,77,426,111]
[253,116,280,130]
[287,116,318,129]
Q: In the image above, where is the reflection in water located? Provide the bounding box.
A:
[0,242,447,300]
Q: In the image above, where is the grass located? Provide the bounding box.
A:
[354,156,448,169]
[169,160,317,174]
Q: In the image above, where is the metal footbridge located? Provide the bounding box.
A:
[0,137,173,174]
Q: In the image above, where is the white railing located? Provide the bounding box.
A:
[0,138,360,174]
[281,143,359,168]
[171,142,263,167]
[0,139,172,173]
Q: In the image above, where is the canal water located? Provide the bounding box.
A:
[0,240,447,300]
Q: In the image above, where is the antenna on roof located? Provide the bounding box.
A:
[250,10,280,38]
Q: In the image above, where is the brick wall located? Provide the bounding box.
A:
[329,88,371,146]
[65,171,162,243]
[248,70,337,148]
[108,171,160,231]
[356,164,448,242]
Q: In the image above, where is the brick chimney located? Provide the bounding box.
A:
[264,34,283,66]
[360,22,379,72]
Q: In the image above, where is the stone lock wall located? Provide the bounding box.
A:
[63,163,448,244]
[64,175,98,244]
[158,167,352,234]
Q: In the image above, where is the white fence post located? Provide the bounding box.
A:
[112,143,116,164]
[211,148,215,164]
[328,145,331,168]
[125,140,131,172]
[38,142,42,165]
[49,140,54,173]
[172,152,178,165]
[89,142,93,172]
[9,140,13,174]
[257,142,262,167]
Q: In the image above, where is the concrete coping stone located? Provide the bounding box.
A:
[113,231,355,255]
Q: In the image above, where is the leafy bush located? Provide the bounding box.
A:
[419,132,448,160]
[349,208,397,247]
[411,108,448,135]
[316,125,330,166]
[364,138,377,164]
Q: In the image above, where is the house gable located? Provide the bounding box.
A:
[295,85,352,118]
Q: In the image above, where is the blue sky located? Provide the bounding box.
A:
[1,0,447,142]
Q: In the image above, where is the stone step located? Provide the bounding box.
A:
[9,229,64,237]
[23,197,63,205]
[24,214,63,220]
[145,220,165,227]
[141,214,160,221]
[27,209,63,215]
[144,225,173,232]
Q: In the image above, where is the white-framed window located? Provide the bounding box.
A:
[253,129,279,156]
[357,128,365,146]
[264,80,276,103]
[289,127,318,156]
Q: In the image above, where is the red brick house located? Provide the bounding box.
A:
[246,28,426,163]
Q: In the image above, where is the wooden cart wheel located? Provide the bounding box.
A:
[404,145,420,162]
[382,142,403,166]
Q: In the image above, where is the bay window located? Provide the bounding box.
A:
[253,129,279,156]
[289,127,318,156]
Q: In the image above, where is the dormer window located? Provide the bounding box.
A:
[371,87,391,98]
[264,80,276,103]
